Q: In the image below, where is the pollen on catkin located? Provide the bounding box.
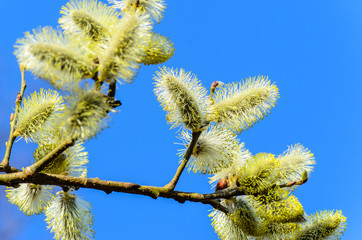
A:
[6,184,53,216]
[59,0,120,49]
[295,210,347,240]
[228,196,268,237]
[264,222,301,240]
[277,144,316,183]
[178,125,240,174]
[210,76,279,134]
[45,191,94,240]
[141,32,174,65]
[14,26,94,89]
[109,0,166,23]
[98,10,152,83]
[59,88,110,140]
[238,153,279,195]
[209,208,249,240]
[253,189,306,224]
[15,89,64,142]
[154,67,209,131]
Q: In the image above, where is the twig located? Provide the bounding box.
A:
[202,200,229,214]
[0,169,308,214]
[108,80,116,98]
[0,166,21,174]
[164,131,202,190]
[92,70,103,91]
[23,139,75,177]
[0,66,27,169]
[0,172,241,202]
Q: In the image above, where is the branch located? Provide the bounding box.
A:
[107,80,116,98]
[0,66,26,170]
[0,172,243,202]
[0,166,21,174]
[0,169,309,215]
[202,200,229,213]
[23,139,75,177]
[164,131,202,190]
[91,67,103,91]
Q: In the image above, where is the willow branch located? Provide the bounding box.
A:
[108,80,116,98]
[164,131,202,190]
[0,66,27,170]
[202,200,229,213]
[0,172,243,202]
[23,139,75,176]
[0,169,308,215]
[0,166,21,174]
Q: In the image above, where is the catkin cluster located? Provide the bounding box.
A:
[5,0,346,239]
[153,39,346,240]
[8,0,172,239]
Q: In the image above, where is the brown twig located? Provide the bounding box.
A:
[164,131,202,190]
[108,80,116,98]
[0,172,241,203]
[0,66,27,170]
[0,168,308,215]
[23,139,75,177]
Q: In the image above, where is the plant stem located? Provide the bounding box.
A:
[164,131,202,190]
[0,66,26,170]
[23,139,75,177]
[0,167,308,215]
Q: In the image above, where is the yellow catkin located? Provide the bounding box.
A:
[295,210,347,240]
[141,33,174,65]
[211,76,279,134]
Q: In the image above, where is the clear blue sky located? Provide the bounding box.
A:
[1,0,361,239]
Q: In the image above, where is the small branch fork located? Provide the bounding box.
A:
[0,73,308,215]
[164,131,202,190]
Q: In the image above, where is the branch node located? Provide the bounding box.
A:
[23,167,35,178]
[15,92,22,103]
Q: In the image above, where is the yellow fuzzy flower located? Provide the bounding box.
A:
[210,76,279,134]
[154,67,209,131]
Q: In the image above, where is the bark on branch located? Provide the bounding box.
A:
[0,169,307,214]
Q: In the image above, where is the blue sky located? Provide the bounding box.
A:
[0,0,361,239]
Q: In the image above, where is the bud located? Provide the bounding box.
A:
[215,178,229,191]
[301,170,308,183]
[10,113,14,122]
[209,143,251,187]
